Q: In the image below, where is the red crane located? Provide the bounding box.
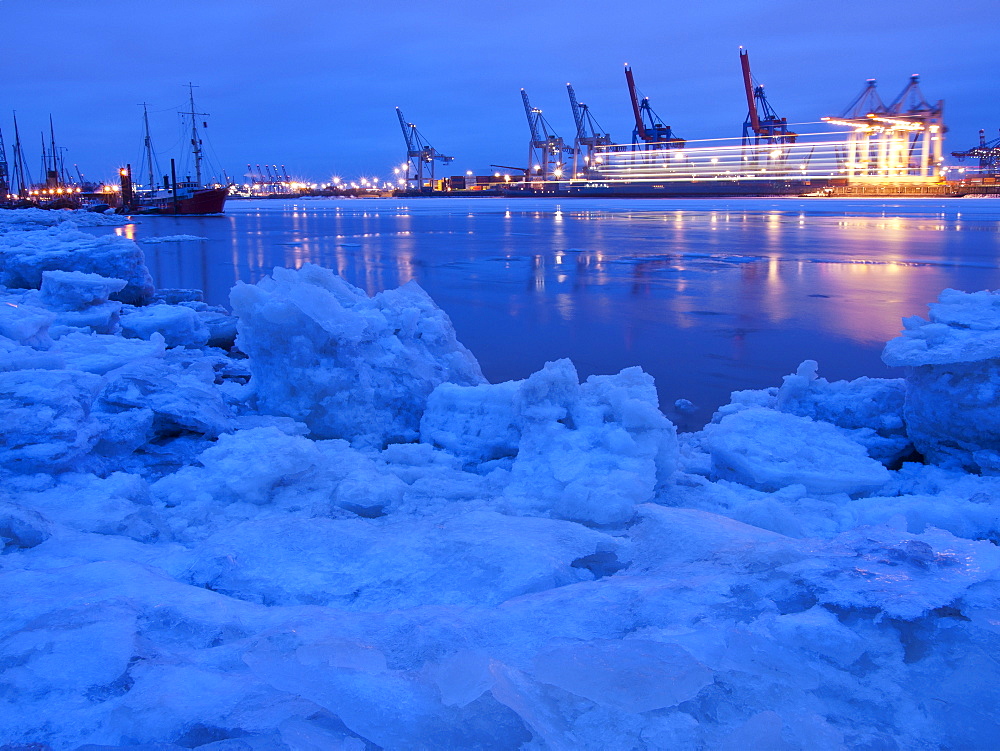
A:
[739,48,795,146]
[624,65,683,149]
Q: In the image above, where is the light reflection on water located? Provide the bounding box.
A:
[125,197,1000,428]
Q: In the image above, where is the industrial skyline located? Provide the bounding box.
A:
[2,0,997,184]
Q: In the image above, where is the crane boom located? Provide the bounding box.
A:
[624,65,646,141]
[740,49,760,135]
[623,65,681,148]
[396,107,415,150]
[567,84,585,141]
[520,88,572,183]
[394,106,453,191]
[739,48,796,146]
[521,89,542,144]
[566,83,613,178]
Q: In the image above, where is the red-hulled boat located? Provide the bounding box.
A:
[124,85,228,215]
[131,182,228,215]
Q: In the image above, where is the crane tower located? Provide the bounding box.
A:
[521,89,572,184]
[624,65,683,149]
[395,107,453,191]
[566,84,612,178]
[823,75,943,180]
[739,48,796,147]
[952,130,1000,177]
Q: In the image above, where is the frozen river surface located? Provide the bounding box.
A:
[120,196,1000,428]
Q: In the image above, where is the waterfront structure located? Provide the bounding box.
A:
[576,75,946,195]
[395,107,453,191]
[566,83,612,179]
[521,88,572,185]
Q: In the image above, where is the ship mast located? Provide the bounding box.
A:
[48,115,67,185]
[185,83,207,185]
[11,112,30,196]
[0,126,8,198]
[141,103,156,194]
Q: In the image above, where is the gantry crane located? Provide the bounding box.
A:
[888,75,943,121]
[566,83,612,178]
[395,107,453,191]
[839,79,886,119]
[521,89,573,183]
[624,65,683,149]
[824,75,943,179]
[739,48,796,147]
[888,75,945,175]
[952,130,1000,176]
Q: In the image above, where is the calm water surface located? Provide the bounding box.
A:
[117,197,1000,428]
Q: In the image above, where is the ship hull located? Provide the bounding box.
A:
[133,187,228,215]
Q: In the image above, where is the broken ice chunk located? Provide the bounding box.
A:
[708,408,890,495]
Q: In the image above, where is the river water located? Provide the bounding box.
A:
[116,196,1000,429]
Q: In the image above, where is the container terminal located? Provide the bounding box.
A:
[3,48,998,205]
[395,49,1000,199]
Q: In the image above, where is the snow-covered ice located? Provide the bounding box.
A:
[230,263,484,448]
[706,407,891,495]
[884,288,1000,472]
[1,209,999,750]
[0,221,152,305]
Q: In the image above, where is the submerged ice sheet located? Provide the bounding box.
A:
[1,211,1000,751]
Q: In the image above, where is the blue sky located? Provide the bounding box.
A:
[2,0,997,184]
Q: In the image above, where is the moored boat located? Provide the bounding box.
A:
[130,182,228,215]
[123,85,228,215]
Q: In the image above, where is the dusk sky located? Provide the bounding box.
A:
[2,0,997,185]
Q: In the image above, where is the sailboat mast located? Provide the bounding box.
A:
[11,111,30,196]
[0,126,8,198]
[40,132,47,185]
[48,115,62,185]
[142,103,156,194]
[187,83,203,186]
